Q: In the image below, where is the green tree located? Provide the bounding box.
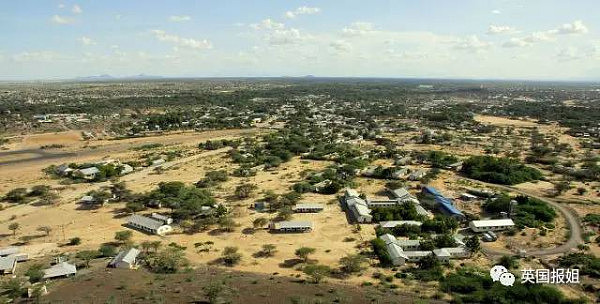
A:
[2,278,23,300]
[4,188,28,203]
[99,244,118,257]
[221,246,242,266]
[69,237,82,246]
[295,247,316,263]
[218,216,237,232]
[114,230,133,243]
[339,254,367,274]
[25,264,45,283]
[465,235,481,253]
[260,244,277,257]
[77,250,99,267]
[203,281,227,304]
[8,222,20,236]
[303,264,331,283]
[498,255,519,270]
[146,246,189,274]
[252,217,269,229]
[234,183,257,199]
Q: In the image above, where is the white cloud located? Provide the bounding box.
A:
[342,22,376,36]
[51,15,75,25]
[250,19,285,30]
[454,35,491,52]
[553,20,588,35]
[169,15,192,22]
[58,3,65,9]
[502,37,530,48]
[330,40,352,52]
[72,4,82,14]
[250,19,308,46]
[285,6,321,19]
[151,30,212,50]
[268,28,306,45]
[78,36,96,46]
[487,25,518,35]
[492,9,501,14]
[12,51,60,63]
[557,47,579,61]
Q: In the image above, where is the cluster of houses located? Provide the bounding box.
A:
[344,187,433,224]
[55,159,134,180]
[379,233,468,266]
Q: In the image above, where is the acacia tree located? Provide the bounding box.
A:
[261,244,277,257]
[37,226,52,237]
[252,217,269,229]
[114,230,133,243]
[339,254,366,274]
[303,264,331,283]
[8,223,20,237]
[295,247,316,263]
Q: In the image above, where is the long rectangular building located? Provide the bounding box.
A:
[469,219,515,232]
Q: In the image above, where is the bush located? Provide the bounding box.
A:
[146,247,189,273]
[371,238,392,267]
[461,155,543,185]
[68,237,82,246]
[221,246,242,266]
[25,264,45,283]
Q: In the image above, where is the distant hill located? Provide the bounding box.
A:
[74,74,163,81]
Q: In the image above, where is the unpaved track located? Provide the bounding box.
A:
[465,177,583,257]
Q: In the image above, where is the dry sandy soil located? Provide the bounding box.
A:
[0,120,596,302]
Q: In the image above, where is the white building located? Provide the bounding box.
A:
[269,221,313,233]
[469,219,515,233]
[345,189,372,223]
[127,214,173,235]
[293,203,324,213]
[43,262,77,279]
[109,248,140,269]
[379,221,422,229]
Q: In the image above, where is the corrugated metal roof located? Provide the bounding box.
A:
[273,221,313,229]
[127,214,164,231]
[43,262,76,279]
[0,256,16,271]
[109,248,140,266]
[470,219,515,227]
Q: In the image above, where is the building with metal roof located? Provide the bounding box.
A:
[269,221,313,233]
[127,214,173,235]
[43,262,76,279]
[379,221,422,229]
[0,256,17,274]
[109,248,140,269]
[469,219,515,232]
[293,203,324,213]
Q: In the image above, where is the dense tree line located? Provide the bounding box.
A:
[461,155,543,185]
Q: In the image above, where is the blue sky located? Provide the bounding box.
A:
[1,0,599,80]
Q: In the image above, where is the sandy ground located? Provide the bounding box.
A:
[0,121,596,300]
[0,129,261,195]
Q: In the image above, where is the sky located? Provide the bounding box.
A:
[1,0,600,80]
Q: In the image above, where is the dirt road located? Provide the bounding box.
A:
[465,177,583,257]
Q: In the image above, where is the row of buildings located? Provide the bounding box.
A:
[379,233,468,266]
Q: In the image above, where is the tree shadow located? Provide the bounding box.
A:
[278,258,303,268]
[241,228,255,235]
